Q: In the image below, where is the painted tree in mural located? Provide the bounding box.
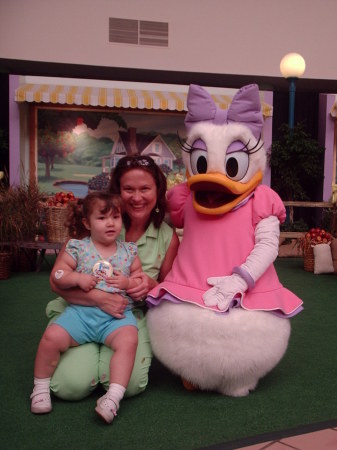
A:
[38,127,76,178]
[38,110,127,177]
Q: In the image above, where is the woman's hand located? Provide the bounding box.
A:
[127,272,157,300]
[94,290,129,318]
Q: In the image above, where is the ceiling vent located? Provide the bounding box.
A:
[109,17,168,47]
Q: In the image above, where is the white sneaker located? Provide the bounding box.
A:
[30,388,52,414]
[95,394,119,424]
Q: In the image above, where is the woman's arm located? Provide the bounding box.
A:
[51,281,128,318]
[127,230,180,299]
[157,230,179,282]
[128,255,143,289]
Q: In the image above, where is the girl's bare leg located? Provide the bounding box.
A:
[105,326,138,386]
[34,324,78,378]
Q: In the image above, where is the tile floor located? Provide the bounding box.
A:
[234,427,337,450]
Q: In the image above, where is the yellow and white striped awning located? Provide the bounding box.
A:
[15,83,272,116]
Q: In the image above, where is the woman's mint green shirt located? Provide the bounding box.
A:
[119,221,173,281]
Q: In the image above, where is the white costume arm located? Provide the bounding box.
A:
[203,215,280,311]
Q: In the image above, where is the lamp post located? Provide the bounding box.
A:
[280,52,306,130]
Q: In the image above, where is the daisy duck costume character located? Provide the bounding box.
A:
[146,84,303,397]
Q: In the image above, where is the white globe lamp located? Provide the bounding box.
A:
[280,53,306,129]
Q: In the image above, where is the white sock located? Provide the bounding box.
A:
[107,383,126,409]
[33,377,51,393]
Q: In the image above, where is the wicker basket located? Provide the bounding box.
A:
[303,242,314,272]
[0,251,12,280]
[44,206,69,243]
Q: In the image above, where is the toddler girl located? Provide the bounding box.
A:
[31,192,142,423]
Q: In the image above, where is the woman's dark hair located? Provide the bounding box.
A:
[108,155,167,230]
[66,191,122,238]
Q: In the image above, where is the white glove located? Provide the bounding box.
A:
[202,273,248,311]
[238,215,280,283]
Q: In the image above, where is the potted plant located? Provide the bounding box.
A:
[0,178,45,277]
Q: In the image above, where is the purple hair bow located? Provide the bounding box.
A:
[185,84,264,139]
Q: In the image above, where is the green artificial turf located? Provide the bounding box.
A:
[0,257,336,450]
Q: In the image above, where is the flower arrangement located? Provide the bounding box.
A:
[300,227,333,272]
[302,227,332,247]
[45,191,76,207]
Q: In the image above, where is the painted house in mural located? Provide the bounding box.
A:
[101,127,176,172]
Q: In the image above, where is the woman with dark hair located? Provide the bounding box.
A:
[46,155,179,401]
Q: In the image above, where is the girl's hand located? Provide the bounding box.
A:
[77,273,98,292]
[105,271,129,290]
[126,272,157,301]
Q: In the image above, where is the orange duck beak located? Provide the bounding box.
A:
[187,170,263,215]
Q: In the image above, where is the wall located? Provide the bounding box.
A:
[319,94,336,201]
[1,0,337,81]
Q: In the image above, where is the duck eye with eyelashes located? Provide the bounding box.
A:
[225,151,249,181]
[190,149,208,174]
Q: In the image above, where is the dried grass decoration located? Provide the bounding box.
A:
[0,180,45,277]
[299,227,333,272]
[44,191,75,243]
[0,251,12,280]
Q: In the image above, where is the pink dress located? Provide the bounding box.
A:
[147,183,303,317]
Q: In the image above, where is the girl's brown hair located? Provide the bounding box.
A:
[108,155,167,230]
[66,192,122,238]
